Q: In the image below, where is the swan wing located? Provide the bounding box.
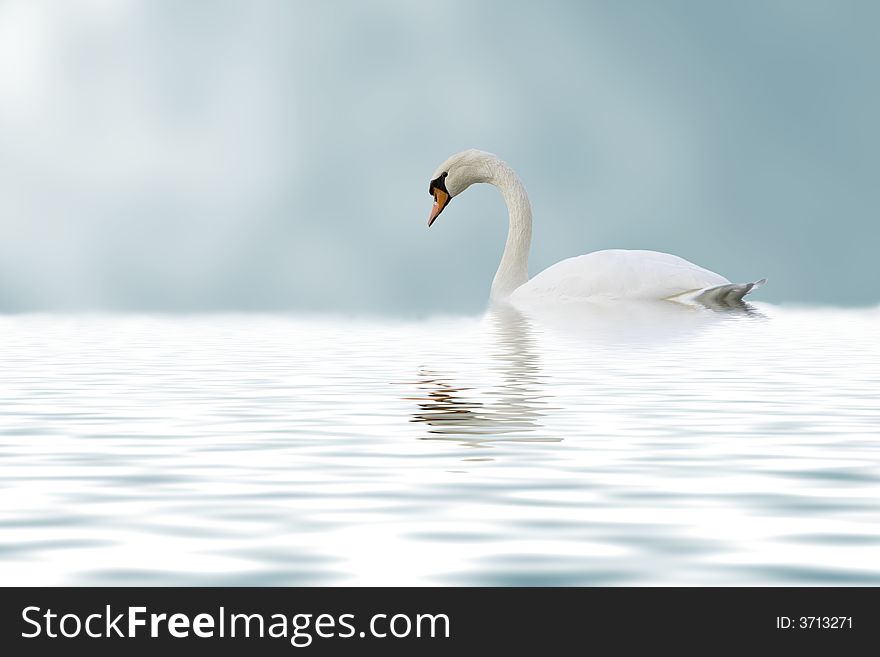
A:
[510,249,734,302]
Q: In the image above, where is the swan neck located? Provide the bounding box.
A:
[489,161,532,300]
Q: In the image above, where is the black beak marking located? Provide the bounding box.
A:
[429,171,449,196]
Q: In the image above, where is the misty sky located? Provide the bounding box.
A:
[0,1,877,314]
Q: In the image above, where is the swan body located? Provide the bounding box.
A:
[427,149,765,306]
[510,249,728,302]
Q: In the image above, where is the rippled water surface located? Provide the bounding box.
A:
[1,303,879,585]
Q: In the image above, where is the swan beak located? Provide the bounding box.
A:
[428,188,450,227]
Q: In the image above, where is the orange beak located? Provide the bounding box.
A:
[428,188,450,227]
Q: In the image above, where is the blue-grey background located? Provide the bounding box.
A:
[0,0,877,313]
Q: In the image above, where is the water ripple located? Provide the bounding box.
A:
[0,305,878,584]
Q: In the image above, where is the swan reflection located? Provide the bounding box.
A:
[406,299,764,445]
[407,306,557,444]
[511,296,765,344]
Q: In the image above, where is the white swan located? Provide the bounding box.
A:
[427,149,765,306]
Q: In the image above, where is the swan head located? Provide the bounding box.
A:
[427,149,496,226]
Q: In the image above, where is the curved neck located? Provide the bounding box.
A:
[487,159,532,300]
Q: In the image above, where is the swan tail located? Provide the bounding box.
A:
[695,278,767,304]
[667,278,767,308]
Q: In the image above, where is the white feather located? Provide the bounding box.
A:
[511,249,730,302]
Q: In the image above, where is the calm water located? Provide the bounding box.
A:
[1,303,879,586]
